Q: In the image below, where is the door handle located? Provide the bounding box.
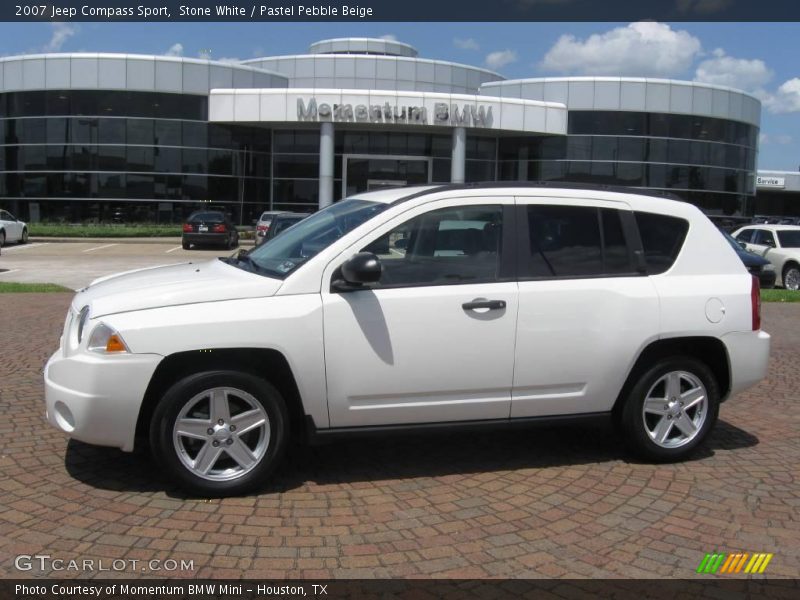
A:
[462,299,506,311]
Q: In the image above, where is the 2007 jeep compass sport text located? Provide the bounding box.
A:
[44,184,771,496]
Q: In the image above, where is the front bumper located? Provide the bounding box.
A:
[723,329,771,399]
[44,347,162,451]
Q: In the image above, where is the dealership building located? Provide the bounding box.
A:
[0,37,767,224]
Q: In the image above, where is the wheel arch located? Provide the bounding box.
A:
[136,347,306,444]
[612,336,730,420]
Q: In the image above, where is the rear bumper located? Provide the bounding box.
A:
[183,233,228,246]
[723,329,771,399]
[44,347,162,451]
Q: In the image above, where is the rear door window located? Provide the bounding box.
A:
[522,205,634,278]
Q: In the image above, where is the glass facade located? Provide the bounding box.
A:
[496,111,758,216]
[0,91,759,222]
[0,90,271,224]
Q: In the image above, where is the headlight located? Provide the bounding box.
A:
[762,263,775,272]
[87,323,130,353]
[76,306,91,343]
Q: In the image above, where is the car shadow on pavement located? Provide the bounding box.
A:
[63,419,758,499]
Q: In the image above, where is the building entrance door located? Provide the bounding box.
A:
[343,155,432,198]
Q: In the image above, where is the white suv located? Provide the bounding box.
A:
[44,185,771,496]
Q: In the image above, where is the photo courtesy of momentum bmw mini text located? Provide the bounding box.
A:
[0,0,798,598]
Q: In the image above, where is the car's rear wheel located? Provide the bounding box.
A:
[19,228,28,244]
[784,263,800,291]
[0,230,5,247]
[182,239,190,250]
[621,357,718,461]
[150,370,288,496]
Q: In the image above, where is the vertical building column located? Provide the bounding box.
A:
[319,121,335,209]
[451,126,466,184]
[517,145,529,181]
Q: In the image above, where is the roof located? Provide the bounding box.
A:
[348,182,696,217]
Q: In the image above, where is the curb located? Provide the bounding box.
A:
[29,237,256,245]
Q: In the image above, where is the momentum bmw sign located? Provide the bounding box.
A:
[209,88,567,135]
[297,97,494,128]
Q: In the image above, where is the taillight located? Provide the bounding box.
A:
[751,275,761,331]
[212,224,227,233]
[182,223,192,232]
[256,224,267,232]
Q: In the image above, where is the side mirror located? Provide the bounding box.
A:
[333,252,382,291]
[393,238,408,250]
[236,249,250,260]
[738,241,747,249]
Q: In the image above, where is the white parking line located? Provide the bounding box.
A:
[82,243,118,253]
[2,242,49,252]
[0,269,20,276]
[165,246,182,253]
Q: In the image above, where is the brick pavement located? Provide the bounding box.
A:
[0,293,798,579]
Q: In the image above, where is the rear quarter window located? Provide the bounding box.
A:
[634,211,689,275]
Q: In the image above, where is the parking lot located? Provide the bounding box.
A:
[0,288,798,578]
[0,239,250,290]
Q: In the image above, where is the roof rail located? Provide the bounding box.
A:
[394,181,686,205]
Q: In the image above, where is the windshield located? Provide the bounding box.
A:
[778,230,800,248]
[721,230,745,252]
[240,199,387,278]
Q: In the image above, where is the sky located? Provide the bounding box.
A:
[1,21,799,170]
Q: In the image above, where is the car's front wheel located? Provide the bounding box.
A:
[150,370,288,496]
[621,357,719,462]
[20,228,28,244]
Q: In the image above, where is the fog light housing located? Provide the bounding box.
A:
[53,401,75,432]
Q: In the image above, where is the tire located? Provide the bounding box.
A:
[182,239,190,250]
[621,357,719,462]
[783,263,800,291]
[225,234,234,250]
[150,370,288,497]
[19,228,28,244]
[0,230,5,247]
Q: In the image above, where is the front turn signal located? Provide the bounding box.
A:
[87,323,130,353]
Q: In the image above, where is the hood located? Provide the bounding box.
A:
[73,259,283,317]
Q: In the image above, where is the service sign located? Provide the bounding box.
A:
[756,176,786,188]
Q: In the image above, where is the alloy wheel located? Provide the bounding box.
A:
[172,386,270,481]
[642,370,708,449]
[785,267,800,291]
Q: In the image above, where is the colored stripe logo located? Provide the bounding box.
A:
[697,552,773,574]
